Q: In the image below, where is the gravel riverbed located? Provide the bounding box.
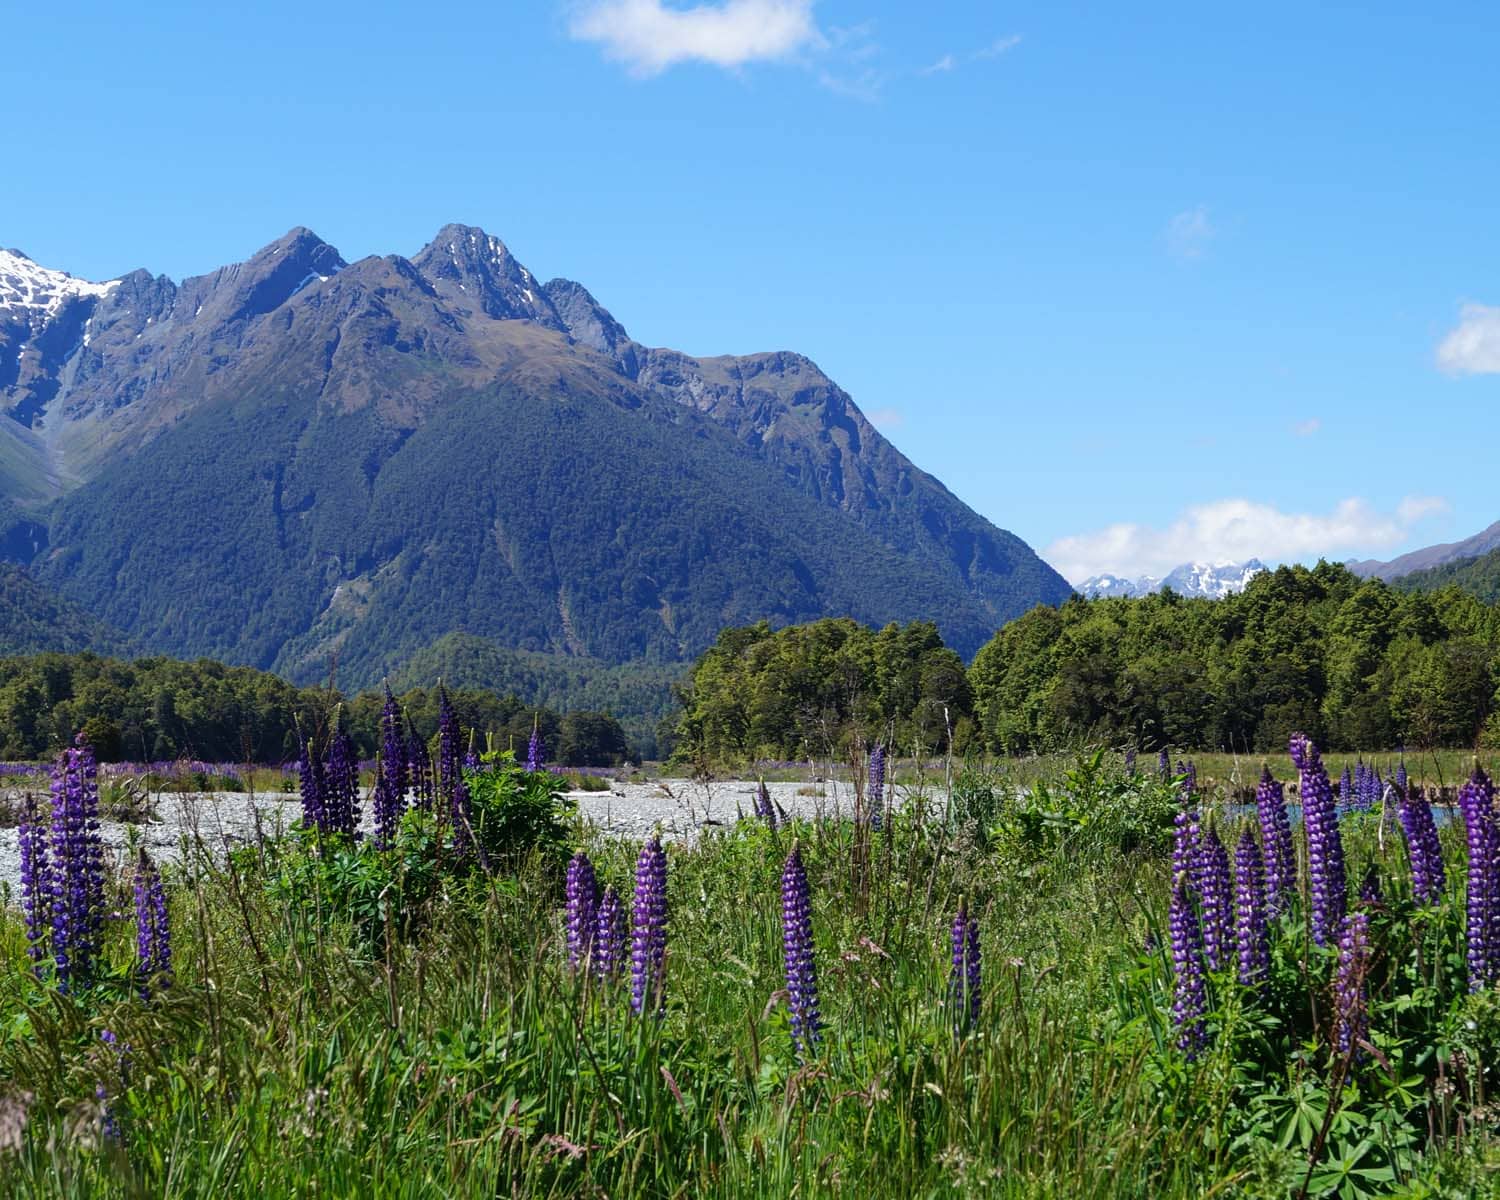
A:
[0,776,950,893]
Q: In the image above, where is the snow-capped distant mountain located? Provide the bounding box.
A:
[1078,559,1267,600]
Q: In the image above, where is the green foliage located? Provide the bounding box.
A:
[466,753,577,870]
[0,563,125,658]
[673,617,973,761]
[968,562,1500,753]
[1395,547,1500,605]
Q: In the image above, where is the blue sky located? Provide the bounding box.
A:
[8,1,1500,583]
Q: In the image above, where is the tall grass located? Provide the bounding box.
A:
[1,759,1497,1196]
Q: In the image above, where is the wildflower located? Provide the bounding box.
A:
[47,735,106,991]
[436,685,463,807]
[133,851,171,999]
[1124,747,1137,775]
[1333,911,1372,1057]
[1234,827,1268,988]
[296,723,326,833]
[754,778,778,829]
[565,852,599,972]
[868,744,886,830]
[1290,734,1346,948]
[594,886,627,982]
[373,686,407,850]
[630,836,668,1015]
[950,896,982,1031]
[1197,825,1233,972]
[17,793,49,971]
[1459,765,1498,990]
[1169,881,1209,1058]
[1158,748,1171,780]
[781,841,822,1055]
[324,720,361,839]
[526,720,545,773]
[1395,781,1444,906]
[1256,767,1296,920]
[1339,765,1353,815]
[1177,759,1197,798]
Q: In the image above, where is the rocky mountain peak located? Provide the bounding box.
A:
[411,224,563,329]
[174,227,347,325]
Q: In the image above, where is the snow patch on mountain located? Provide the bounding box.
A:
[0,249,117,320]
[1078,559,1266,600]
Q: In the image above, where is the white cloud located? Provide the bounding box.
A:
[569,0,822,75]
[975,34,1022,58]
[1165,205,1214,261]
[867,406,904,429]
[1292,418,1321,437]
[1043,496,1448,585]
[919,54,956,75]
[1436,302,1500,375]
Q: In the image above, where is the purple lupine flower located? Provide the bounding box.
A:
[1459,765,1498,990]
[436,685,463,808]
[463,749,481,771]
[1198,825,1233,972]
[1333,911,1371,1057]
[1158,748,1171,780]
[1124,747,1137,775]
[1234,827,1268,988]
[296,725,326,834]
[1359,866,1383,906]
[1172,804,1200,888]
[781,841,822,1055]
[1395,759,1408,796]
[1396,781,1444,906]
[133,850,171,999]
[17,792,49,971]
[630,835,668,1015]
[407,729,434,813]
[48,736,107,991]
[1177,759,1197,798]
[950,896,982,1032]
[1291,734,1346,948]
[867,744,886,830]
[565,852,599,972]
[1169,880,1209,1058]
[1256,767,1296,920]
[373,687,408,850]
[754,778,778,829]
[526,721,545,774]
[1339,765,1353,815]
[325,722,361,839]
[594,885,627,982]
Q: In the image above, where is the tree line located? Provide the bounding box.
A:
[0,653,634,766]
[671,564,1500,759]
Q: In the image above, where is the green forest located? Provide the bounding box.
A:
[0,652,634,766]
[671,563,1500,760]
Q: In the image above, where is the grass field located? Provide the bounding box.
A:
[4,749,1500,1196]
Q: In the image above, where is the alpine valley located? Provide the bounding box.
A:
[0,226,1072,745]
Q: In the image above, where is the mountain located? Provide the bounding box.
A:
[1391,545,1500,604]
[0,225,1071,703]
[0,561,125,656]
[1078,560,1266,600]
[1348,521,1500,581]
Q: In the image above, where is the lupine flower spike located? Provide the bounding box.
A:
[526,719,545,774]
[867,744,886,830]
[754,778,778,829]
[565,852,599,973]
[781,840,822,1055]
[17,793,49,973]
[594,886,627,982]
[950,895,982,1032]
[1290,734,1346,948]
[1459,764,1498,990]
[373,686,408,850]
[1256,766,1297,920]
[46,735,107,991]
[1169,880,1210,1058]
[630,835,668,1015]
[1333,911,1372,1057]
[1396,780,1444,906]
[1234,827,1268,988]
[325,717,361,839]
[134,851,171,999]
[1197,825,1233,972]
